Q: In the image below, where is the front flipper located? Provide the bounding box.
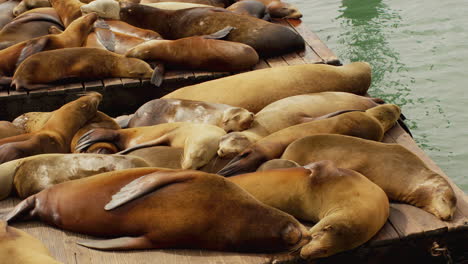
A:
[16,37,50,68]
[203,26,235,40]
[116,134,169,155]
[150,61,165,87]
[94,19,116,52]
[77,236,153,251]
[105,170,197,210]
[75,128,119,153]
[4,195,36,223]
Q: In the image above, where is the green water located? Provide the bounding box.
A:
[289,0,468,192]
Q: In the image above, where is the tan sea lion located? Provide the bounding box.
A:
[0,121,24,139]
[125,27,260,72]
[0,13,97,82]
[0,0,18,29]
[229,161,389,259]
[0,92,101,164]
[281,134,457,220]
[126,98,254,132]
[12,112,51,133]
[218,104,401,175]
[256,158,299,171]
[0,8,63,50]
[0,153,149,200]
[139,0,229,8]
[5,168,310,253]
[75,122,226,169]
[0,221,62,264]
[163,62,372,113]
[12,0,51,16]
[217,92,382,157]
[226,0,269,20]
[11,47,159,91]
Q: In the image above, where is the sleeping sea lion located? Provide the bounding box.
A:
[125,98,254,132]
[139,0,229,8]
[11,47,159,91]
[75,123,226,169]
[281,134,457,220]
[125,27,260,72]
[0,92,101,164]
[261,0,302,19]
[0,221,62,264]
[226,0,269,20]
[0,153,149,200]
[218,104,401,175]
[229,161,389,259]
[5,168,311,253]
[0,121,24,139]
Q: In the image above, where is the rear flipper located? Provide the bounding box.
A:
[4,195,37,223]
[149,61,165,87]
[78,236,154,251]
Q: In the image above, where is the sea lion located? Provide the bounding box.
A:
[0,221,62,264]
[84,1,304,57]
[281,134,457,220]
[0,8,63,50]
[0,92,101,164]
[49,0,84,27]
[75,123,226,169]
[125,27,260,72]
[12,0,51,16]
[0,13,98,81]
[0,153,149,200]
[0,0,17,29]
[126,98,254,132]
[5,168,311,253]
[12,112,51,133]
[142,2,213,9]
[0,121,24,139]
[216,92,382,157]
[228,161,389,259]
[259,0,302,19]
[11,47,159,91]
[218,104,400,175]
[139,0,229,8]
[226,0,269,20]
[256,159,299,171]
[163,62,372,113]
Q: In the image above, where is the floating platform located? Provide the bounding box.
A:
[1,18,467,264]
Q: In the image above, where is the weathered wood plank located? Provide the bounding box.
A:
[368,221,400,247]
[164,70,194,81]
[120,78,141,89]
[83,80,105,92]
[282,52,307,66]
[103,78,123,90]
[266,56,288,68]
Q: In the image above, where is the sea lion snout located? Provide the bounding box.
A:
[218,132,252,158]
[222,108,254,132]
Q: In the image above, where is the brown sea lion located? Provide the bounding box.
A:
[5,168,311,253]
[12,0,51,16]
[0,153,149,200]
[218,104,401,175]
[217,91,382,157]
[256,158,299,171]
[11,47,159,91]
[139,0,229,8]
[260,0,302,19]
[75,123,226,169]
[125,27,260,72]
[0,0,17,29]
[0,13,97,82]
[0,121,24,139]
[0,221,62,264]
[281,134,457,220]
[126,98,254,132]
[229,161,389,259]
[49,0,84,27]
[226,0,269,20]
[0,92,101,164]
[0,8,63,50]
[163,62,372,113]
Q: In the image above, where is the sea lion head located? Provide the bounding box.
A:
[365,104,401,132]
[267,2,302,19]
[182,136,220,170]
[221,108,254,132]
[70,12,99,35]
[81,0,120,19]
[413,176,457,221]
[217,132,253,158]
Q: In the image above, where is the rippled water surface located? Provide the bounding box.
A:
[288,0,468,191]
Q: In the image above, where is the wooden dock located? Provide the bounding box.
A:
[1,18,467,264]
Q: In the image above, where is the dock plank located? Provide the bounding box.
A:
[266,56,289,68]
[253,59,270,70]
[368,221,400,247]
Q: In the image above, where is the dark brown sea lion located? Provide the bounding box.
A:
[163,62,372,113]
[125,98,254,132]
[0,0,17,29]
[281,134,457,220]
[229,161,389,259]
[11,47,159,91]
[139,0,230,8]
[0,13,97,82]
[0,92,101,164]
[125,27,260,71]
[226,0,268,20]
[0,7,63,50]
[218,104,401,176]
[0,221,62,264]
[75,123,226,169]
[5,168,311,253]
[0,121,24,139]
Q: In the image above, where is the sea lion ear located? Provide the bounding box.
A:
[16,38,50,68]
[104,170,199,210]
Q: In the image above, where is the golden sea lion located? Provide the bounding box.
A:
[11,47,159,91]
[139,0,229,8]
[229,161,389,259]
[0,121,24,139]
[0,221,62,264]
[5,168,310,253]
[125,27,260,72]
[126,98,254,132]
[0,153,149,200]
[281,134,457,220]
[0,92,101,164]
[217,92,382,158]
[75,122,226,169]
[226,0,269,20]
[163,62,372,113]
[218,104,401,175]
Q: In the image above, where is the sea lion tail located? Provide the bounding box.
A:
[203,26,236,40]
[150,62,165,87]
[4,195,36,223]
